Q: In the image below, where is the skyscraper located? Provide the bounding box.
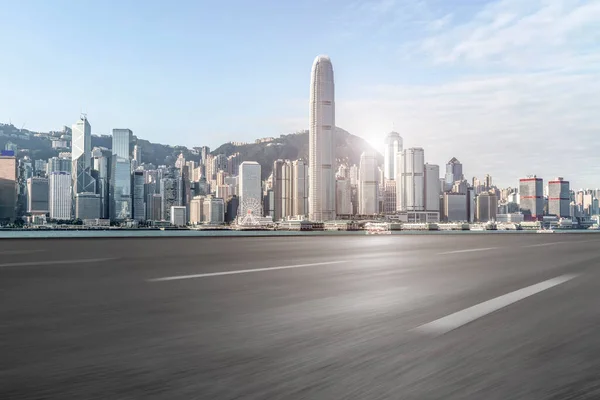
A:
[519,176,544,221]
[132,171,146,221]
[476,192,498,222]
[291,160,308,217]
[49,171,72,220]
[444,157,463,191]
[112,129,132,160]
[424,163,440,212]
[133,144,142,165]
[26,177,49,214]
[92,148,111,219]
[358,151,378,215]
[548,177,570,217]
[239,161,262,216]
[309,55,336,221]
[397,148,425,212]
[273,159,292,221]
[0,156,18,221]
[72,115,95,195]
[384,131,402,180]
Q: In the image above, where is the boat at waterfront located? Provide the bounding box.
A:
[365,222,391,235]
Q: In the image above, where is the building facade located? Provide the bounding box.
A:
[26,177,49,214]
[309,55,336,221]
[397,148,425,212]
[358,151,379,215]
[519,177,544,221]
[384,131,402,180]
[424,163,440,212]
[49,171,72,220]
[548,177,570,218]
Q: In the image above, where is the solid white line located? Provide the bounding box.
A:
[0,258,115,268]
[415,274,577,336]
[148,261,348,282]
[438,247,497,255]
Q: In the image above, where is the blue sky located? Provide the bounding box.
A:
[1,0,600,187]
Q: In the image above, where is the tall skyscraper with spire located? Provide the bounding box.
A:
[71,114,95,195]
[384,131,402,180]
[309,55,336,221]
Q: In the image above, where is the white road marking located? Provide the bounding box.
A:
[415,274,577,336]
[438,247,497,255]
[0,258,115,268]
[148,261,348,282]
[523,241,568,248]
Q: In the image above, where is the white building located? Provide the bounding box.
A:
[239,161,262,215]
[170,206,187,226]
[336,178,353,216]
[309,55,336,221]
[397,148,425,212]
[384,131,402,180]
[424,163,440,212]
[71,115,91,169]
[203,196,225,224]
[190,195,205,225]
[358,151,379,215]
[49,172,72,220]
[383,179,396,214]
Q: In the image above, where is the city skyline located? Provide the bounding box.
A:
[1,1,599,188]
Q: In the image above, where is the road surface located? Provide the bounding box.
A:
[1,233,600,399]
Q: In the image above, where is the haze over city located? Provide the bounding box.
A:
[2,0,600,187]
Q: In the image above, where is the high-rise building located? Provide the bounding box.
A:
[384,131,402,180]
[110,158,132,220]
[336,178,353,216]
[309,55,336,221]
[383,180,396,214]
[75,193,101,220]
[397,148,425,212]
[291,160,308,217]
[443,192,467,222]
[203,196,225,224]
[273,159,292,220]
[92,149,111,219]
[444,157,463,191]
[132,171,145,221]
[170,206,186,226]
[519,176,544,221]
[476,192,498,222]
[133,144,142,165]
[227,153,240,176]
[160,176,178,221]
[49,172,72,220]
[200,146,210,166]
[349,164,359,186]
[71,115,95,195]
[146,194,162,221]
[424,163,440,212]
[358,151,378,215]
[0,155,17,221]
[548,177,570,218]
[225,195,239,223]
[175,153,186,170]
[47,156,71,174]
[26,177,49,214]
[72,115,91,169]
[112,129,132,160]
[485,174,492,190]
[190,195,206,225]
[239,161,262,216]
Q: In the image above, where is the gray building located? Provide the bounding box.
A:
[112,129,133,160]
[443,192,467,222]
[444,157,463,192]
[75,193,101,220]
[26,177,49,214]
[0,156,18,221]
[476,192,498,222]
[92,149,111,219]
[132,171,145,221]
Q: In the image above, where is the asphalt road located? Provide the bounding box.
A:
[2,233,600,399]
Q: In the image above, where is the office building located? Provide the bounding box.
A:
[443,192,468,222]
[0,155,17,221]
[424,163,440,212]
[225,195,239,223]
[200,146,210,166]
[72,115,95,194]
[239,161,262,216]
[26,177,49,214]
[336,178,353,216]
[133,144,142,165]
[160,177,178,221]
[190,195,205,225]
[203,196,225,224]
[384,131,402,180]
[358,151,378,215]
[397,148,425,212]
[75,193,101,220]
[110,158,132,220]
[291,160,308,217]
[112,129,132,160]
[49,172,72,220]
[383,180,396,214]
[47,156,71,174]
[170,206,186,226]
[519,176,544,221]
[548,177,570,218]
[476,192,498,222]
[309,55,336,221]
[444,157,463,191]
[273,159,292,220]
[92,149,111,219]
[132,171,145,221]
[146,194,162,221]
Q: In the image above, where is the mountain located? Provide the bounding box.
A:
[0,123,381,177]
[212,127,382,179]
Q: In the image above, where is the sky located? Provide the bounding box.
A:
[1,0,600,188]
